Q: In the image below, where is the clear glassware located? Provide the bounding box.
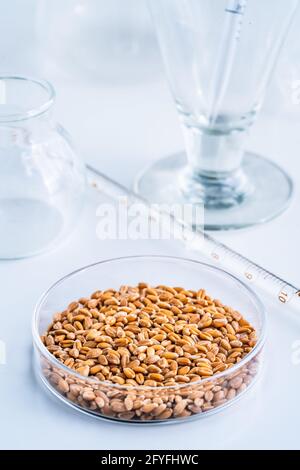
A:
[33,256,265,423]
[135,0,299,230]
[0,76,85,259]
[36,0,160,84]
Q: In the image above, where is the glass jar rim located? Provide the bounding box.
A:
[32,255,266,392]
[0,76,55,122]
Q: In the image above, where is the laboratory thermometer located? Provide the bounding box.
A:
[88,165,300,313]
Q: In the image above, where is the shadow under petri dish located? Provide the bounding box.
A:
[0,198,63,259]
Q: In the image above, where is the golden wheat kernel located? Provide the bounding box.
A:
[194,397,204,408]
[120,356,129,369]
[178,366,190,375]
[77,366,90,377]
[111,376,126,385]
[212,363,226,373]
[142,379,156,387]
[176,375,191,383]
[156,358,168,370]
[169,359,178,370]
[57,378,69,393]
[81,359,95,367]
[66,332,76,340]
[95,343,111,351]
[161,352,177,360]
[64,323,76,333]
[124,396,134,411]
[147,354,161,364]
[73,321,82,331]
[89,365,102,375]
[140,403,158,414]
[175,357,190,366]
[228,350,242,359]
[173,400,188,416]
[131,399,142,410]
[52,318,62,328]
[115,337,131,347]
[220,339,231,351]
[147,373,163,382]
[101,366,111,376]
[68,348,79,359]
[213,318,228,328]
[64,357,75,368]
[147,364,161,374]
[147,347,155,357]
[106,355,120,367]
[95,372,105,381]
[133,373,143,385]
[155,409,172,420]
[203,390,214,402]
[125,379,137,387]
[91,290,102,299]
[150,404,166,416]
[229,376,244,389]
[213,391,225,402]
[85,299,98,309]
[164,370,176,379]
[96,354,107,366]
[82,390,96,401]
[123,368,135,379]
[110,400,125,413]
[68,384,81,396]
[86,349,102,359]
[176,408,191,418]
[45,335,54,346]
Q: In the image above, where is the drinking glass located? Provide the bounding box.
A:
[0,76,85,259]
[136,0,299,230]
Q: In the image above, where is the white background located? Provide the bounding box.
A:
[0,0,300,450]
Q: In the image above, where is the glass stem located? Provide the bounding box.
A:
[182,124,252,208]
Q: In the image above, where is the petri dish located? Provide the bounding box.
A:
[32,255,266,424]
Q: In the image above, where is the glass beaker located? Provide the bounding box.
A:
[0,76,85,259]
[136,0,299,230]
[36,0,160,84]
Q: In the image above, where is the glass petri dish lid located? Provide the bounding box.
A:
[32,255,266,424]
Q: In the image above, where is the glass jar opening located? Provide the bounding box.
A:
[0,76,55,122]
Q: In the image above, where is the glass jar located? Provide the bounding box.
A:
[0,76,86,259]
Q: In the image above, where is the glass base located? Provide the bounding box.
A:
[134,151,293,231]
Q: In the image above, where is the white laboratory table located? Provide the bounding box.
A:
[1,75,300,450]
